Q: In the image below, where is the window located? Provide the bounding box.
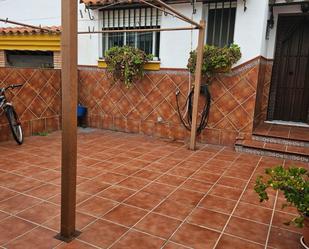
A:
[100,7,161,59]
[5,51,54,68]
[205,1,236,47]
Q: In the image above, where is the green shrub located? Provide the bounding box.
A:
[255,166,309,227]
[105,46,153,88]
[187,44,241,81]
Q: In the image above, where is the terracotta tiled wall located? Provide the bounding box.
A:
[0,67,61,141]
[254,58,273,127]
[79,57,262,146]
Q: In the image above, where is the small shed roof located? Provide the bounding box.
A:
[0,26,61,35]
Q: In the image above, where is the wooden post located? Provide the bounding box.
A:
[56,0,80,242]
[189,20,206,150]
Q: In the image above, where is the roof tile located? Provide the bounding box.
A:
[0,26,61,35]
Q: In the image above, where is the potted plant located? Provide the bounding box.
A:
[255,166,309,248]
[187,43,241,84]
[104,46,153,88]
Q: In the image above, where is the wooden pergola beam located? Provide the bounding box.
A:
[56,0,79,242]
[151,0,202,28]
[0,18,59,33]
[78,26,198,34]
[189,20,206,150]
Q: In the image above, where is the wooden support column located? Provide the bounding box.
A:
[57,0,79,242]
[189,20,206,150]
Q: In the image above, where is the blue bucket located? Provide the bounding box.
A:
[77,105,87,118]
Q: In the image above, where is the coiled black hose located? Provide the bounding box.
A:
[176,84,211,136]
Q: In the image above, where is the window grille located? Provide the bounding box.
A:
[100,7,161,58]
[204,0,237,47]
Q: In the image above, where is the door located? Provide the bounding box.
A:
[267,14,309,123]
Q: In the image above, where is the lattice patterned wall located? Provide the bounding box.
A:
[79,57,262,146]
[0,68,61,141]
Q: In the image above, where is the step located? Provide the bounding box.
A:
[235,139,309,162]
[252,134,309,148]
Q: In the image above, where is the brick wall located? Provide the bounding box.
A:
[0,50,6,67]
[78,57,262,146]
[53,51,62,69]
[0,67,61,142]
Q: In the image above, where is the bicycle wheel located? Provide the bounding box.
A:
[5,105,23,145]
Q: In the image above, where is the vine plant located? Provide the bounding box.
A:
[105,46,153,88]
[187,44,241,83]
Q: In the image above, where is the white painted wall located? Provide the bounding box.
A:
[0,0,304,67]
[78,4,100,66]
[159,3,202,68]
[233,0,269,64]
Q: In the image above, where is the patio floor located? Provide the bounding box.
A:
[0,129,307,249]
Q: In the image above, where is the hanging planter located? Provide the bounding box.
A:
[187,44,241,84]
[104,46,153,88]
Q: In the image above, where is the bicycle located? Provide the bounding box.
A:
[0,84,23,145]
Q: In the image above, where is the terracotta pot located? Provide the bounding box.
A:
[301,217,309,248]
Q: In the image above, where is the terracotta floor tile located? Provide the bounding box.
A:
[168,188,204,207]
[116,177,150,191]
[275,197,298,215]
[268,227,302,249]
[111,166,140,176]
[199,195,237,214]
[135,213,181,239]
[9,177,43,193]
[209,185,243,201]
[17,201,59,224]
[225,216,269,244]
[168,167,196,178]
[95,172,127,184]
[241,189,275,209]
[133,170,162,181]
[5,227,61,249]
[14,166,48,177]
[77,196,117,217]
[125,191,163,210]
[191,171,221,184]
[154,200,193,220]
[217,176,248,189]
[155,174,187,186]
[162,242,189,249]
[233,202,273,224]
[171,223,220,249]
[98,186,136,202]
[43,212,96,231]
[48,191,91,206]
[103,204,147,227]
[79,219,128,248]
[0,211,8,220]
[145,162,173,173]
[187,207,229,231]
[216,234,264,249]
[0,187,17,202]
[57,240,97,249]
[0,194,41,214]
[142,182,176,197]
[0,217,35,245]
[181,179,212,193]
[25,184,60,200]
[272,211,303,234]
[110,230,165,249]
[77,179,110,195]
